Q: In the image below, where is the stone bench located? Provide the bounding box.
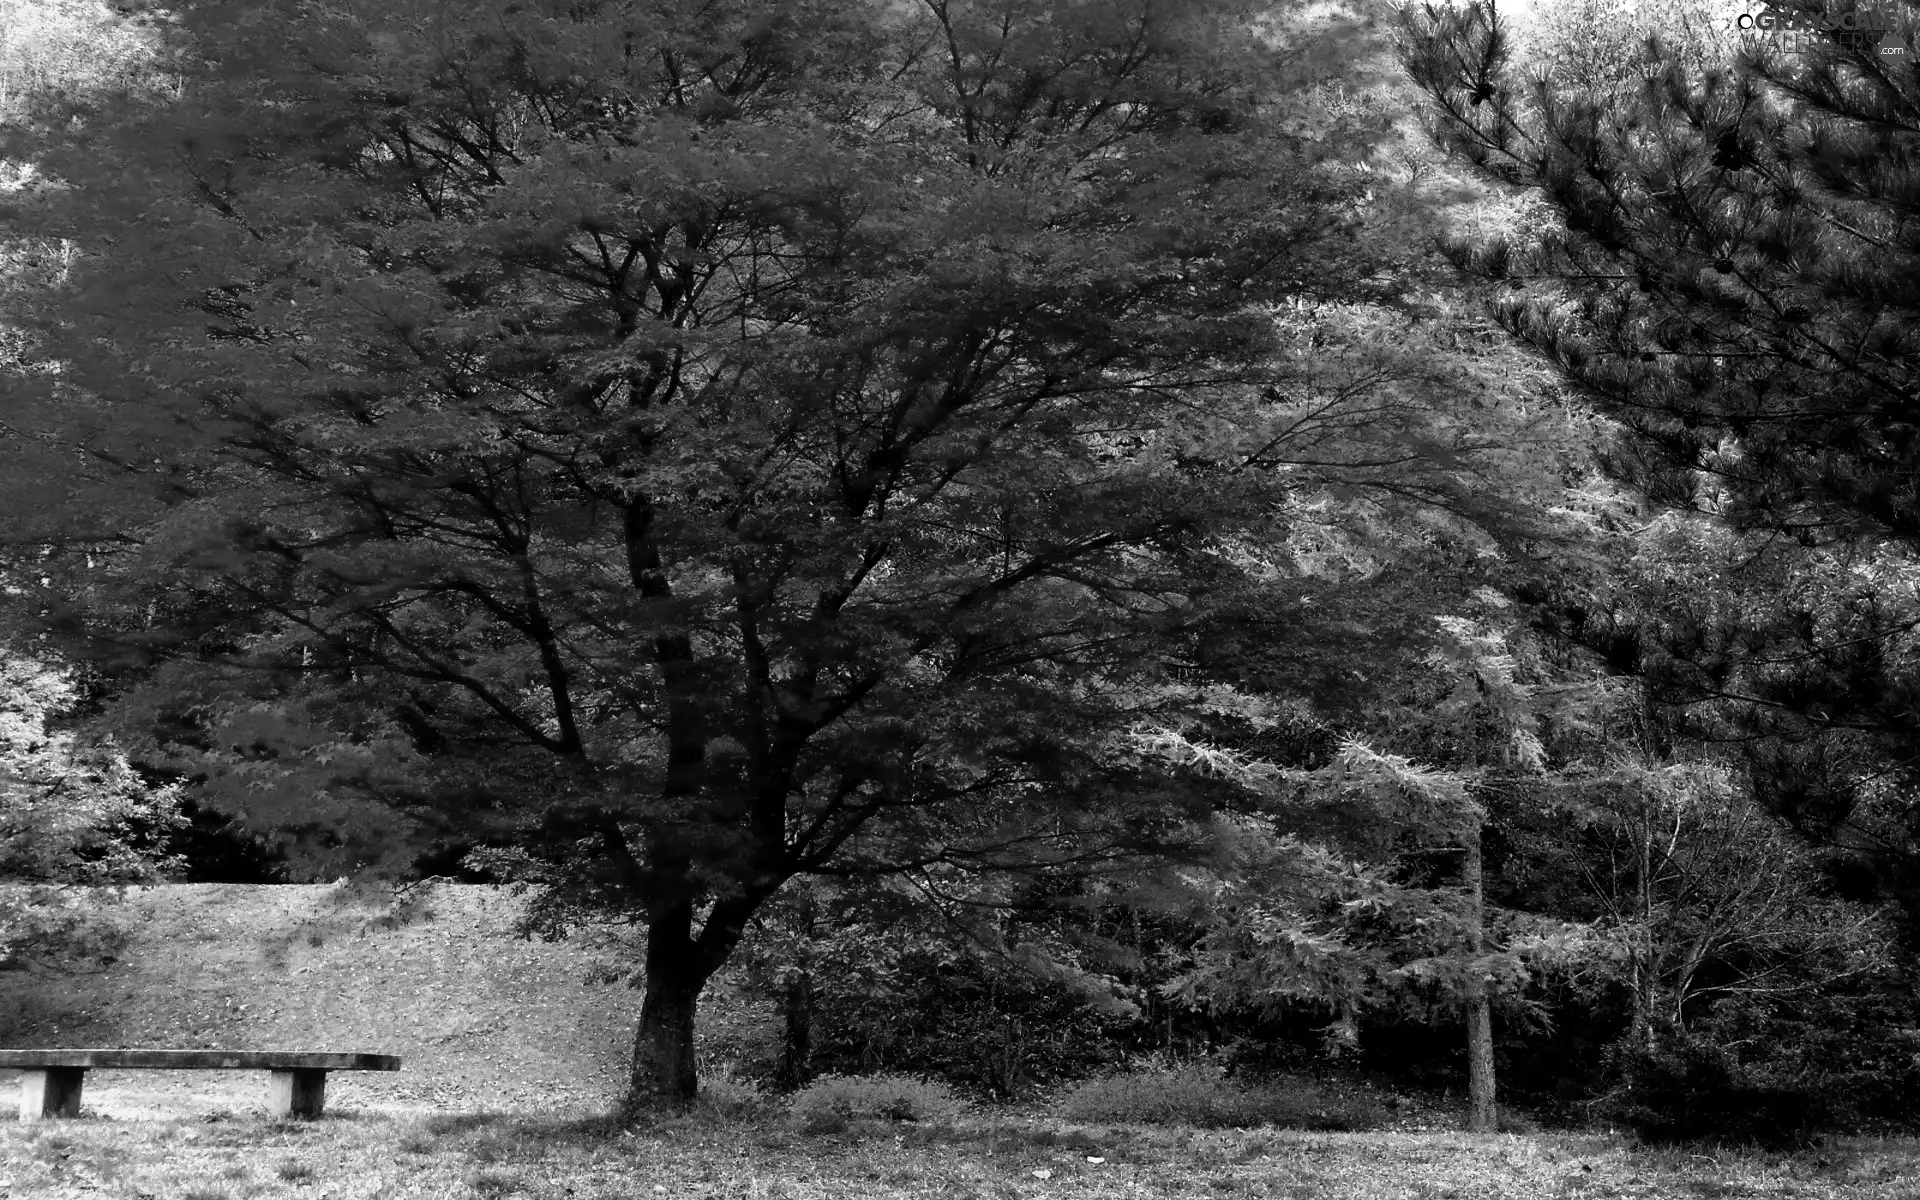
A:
[0,1050,402,1121]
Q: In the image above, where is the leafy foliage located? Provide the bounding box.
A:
[157,797,291,884]
[7,0,1914,1136]
[729,871,1162,1096]
[0,649,181,968]
[1140,629,1587,1040]
[0,0,156,121]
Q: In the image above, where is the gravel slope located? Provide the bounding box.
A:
[0,884,772,1119]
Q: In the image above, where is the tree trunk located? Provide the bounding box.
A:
[624,901,707,1118]
[1463,821,1498,1133]
[626,971,702,1115]
[621,878,781,1118]
[1465,991,1497,1133]
[1629,682,1661,1052]
[774,968,814,1091]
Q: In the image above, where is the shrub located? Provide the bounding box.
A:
[1058,1063,1386,1131]
[1252,1079,1390,1132]
[1598,1033,1826,1150]
[1,654,183,973]
[737,881,1167,1099]
[697,1061,771,1119]
[786,945,1139,1096]
[789,1073,968,1131]
[1690,987,1920,1138]
[130,795,288,884]
[1592,983,1920,1148]
[1060,1064,1247,1127]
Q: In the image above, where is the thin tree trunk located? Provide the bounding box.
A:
[1630,681,1660,1052]
[1465,993,1496,1132]
[775,968,814,1090]
[1463,821,1498,1134]
[1631,805,1657,1050]
[772,884,817,1091]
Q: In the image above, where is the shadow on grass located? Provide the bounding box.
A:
[415,1103,1004,1161]
[412,1109,638,1161]
[424,1112,511,1137]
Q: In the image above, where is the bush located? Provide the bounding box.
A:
[1598,1033,1826,1150]
[736,880,1168,1099]
[696,1062,771,1120]
[1060,1064,1246,1127]
[1689,987,1920,1138]
[1253,1079,1391,1132]
[1058,1063,1386,1131]
[795,946,1140,1097]
[163,797,289,884]
[788,1074,968,1132]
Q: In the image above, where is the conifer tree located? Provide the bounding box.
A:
[1401,0,1920,547]
[1399,0,1920,927]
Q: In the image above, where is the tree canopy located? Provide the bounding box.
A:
[0,0,1574,1109]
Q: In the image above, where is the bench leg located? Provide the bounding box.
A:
[19,1068,85,1121]
[268,1069,328,1119]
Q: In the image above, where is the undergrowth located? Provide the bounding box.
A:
[788,1073,969,1133]
[1058,1063,1389,1131]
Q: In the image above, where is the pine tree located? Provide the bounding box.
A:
[1399,0,1920,929]
[1400,0,1920,548]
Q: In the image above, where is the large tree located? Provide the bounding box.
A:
[1,0,1547,1110]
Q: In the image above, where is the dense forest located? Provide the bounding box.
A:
[3,0,1918,1149]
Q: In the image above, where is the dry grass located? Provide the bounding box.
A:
[2,1110,1915,1200]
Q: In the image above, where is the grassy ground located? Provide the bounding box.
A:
[3,885,1916,1197]
[2,1108,1917,1200]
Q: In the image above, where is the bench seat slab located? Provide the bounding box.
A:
[0,1050,398,1072]
[19,1068,85,1122]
